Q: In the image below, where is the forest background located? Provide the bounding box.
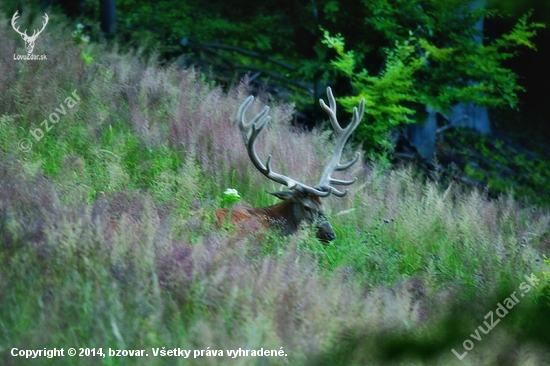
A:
[35,0,550,206]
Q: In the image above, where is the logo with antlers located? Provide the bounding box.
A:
[11,11,49,54]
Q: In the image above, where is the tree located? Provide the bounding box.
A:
[99,0,116,39]
[71,0,544,152]
[322,0,544,157]
[94,0,330,112]
[409,0,491,160]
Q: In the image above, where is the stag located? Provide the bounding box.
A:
[215,87,365,243]
[11,11,49,54]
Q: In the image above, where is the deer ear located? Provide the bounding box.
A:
[267,190,295,200]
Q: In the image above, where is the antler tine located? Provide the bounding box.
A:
[29,13,49,40]
[321,87,344,134]
[11,11,27,37]
[34,13,49,37]
[238,96,268,141]
[316,87,365,197]
[237,96,330,197]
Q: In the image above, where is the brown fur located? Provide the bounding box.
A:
[215,202,288,231]
[215,204,256,226]
[215,203,270,240]
[215,192,335,243]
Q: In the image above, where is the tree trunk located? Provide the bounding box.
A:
[449,0,491,134]
[449,102,491,133]
[407,0,490,161]
[407,106,437,160]
[99,0,116,39]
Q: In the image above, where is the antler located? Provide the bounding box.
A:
[237,87,363,198]
[11,11,48,40]
[237,96,331,197]
[31,13,49,40]
[316,87,364,197]
[11,11,26,38]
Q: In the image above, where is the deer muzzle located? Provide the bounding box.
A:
[316,218,336,243]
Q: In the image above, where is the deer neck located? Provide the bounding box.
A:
[258,200,299,235]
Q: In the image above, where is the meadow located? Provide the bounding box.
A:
[1,12,550,365]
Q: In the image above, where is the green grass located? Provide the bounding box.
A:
[1,9,550,366]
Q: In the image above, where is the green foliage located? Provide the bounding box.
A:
[72,23,90,45]
[323,31,425,150]
[443,128,550,206]
[72,0,545,136]
[530,258,550,311]
[81,50,93,66]
[416,12,545,112]
[323,1,545,152]
[220,188,241,207]
[79,0,325,107]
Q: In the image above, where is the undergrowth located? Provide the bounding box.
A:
[1,10,550,366]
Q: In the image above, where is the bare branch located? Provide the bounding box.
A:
[201,41,297,71]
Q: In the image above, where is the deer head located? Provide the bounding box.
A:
[12,11,49,54]
[237,87,365,242]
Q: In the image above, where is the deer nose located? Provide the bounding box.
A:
[324,232,336,242]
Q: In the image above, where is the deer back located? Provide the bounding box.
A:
[215,190,336,242]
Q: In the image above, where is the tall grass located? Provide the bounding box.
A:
[1,10,550,365]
